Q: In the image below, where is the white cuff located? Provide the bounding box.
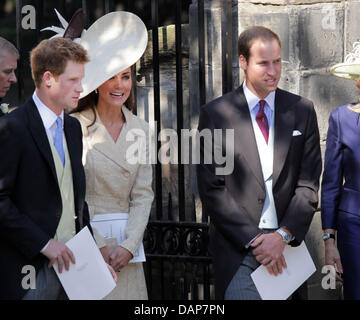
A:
[245,233,263,249]
[40,240,50,253]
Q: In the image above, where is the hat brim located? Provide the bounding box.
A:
[330,63,360,80]
[80,11,148,98]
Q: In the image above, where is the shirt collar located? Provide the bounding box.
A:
[242,80,276,112]
[32,91,64,130]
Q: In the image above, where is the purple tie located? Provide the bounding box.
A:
[256,100,269,144]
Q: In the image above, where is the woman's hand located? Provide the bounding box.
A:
[106,263,118,282]
[109,246,133,271]
[100,245,112,264]
[324,239,343,282]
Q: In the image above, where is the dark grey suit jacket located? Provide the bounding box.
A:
[196,86,322,299]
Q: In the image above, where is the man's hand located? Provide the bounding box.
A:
[251,233,287,275]
[42,239,75,273]
[264,254,287,276]
[109,246,133,271]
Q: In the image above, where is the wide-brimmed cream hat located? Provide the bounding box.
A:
[330,41,360,80]
[79,11,148,98]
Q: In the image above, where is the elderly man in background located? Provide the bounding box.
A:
[0,36,18,116]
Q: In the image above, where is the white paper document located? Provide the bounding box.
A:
[90,213,146,263]
[54,226,116,300]
[251,241,316,300]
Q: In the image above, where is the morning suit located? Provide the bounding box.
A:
[72,106,153,300]
[197,85,322,299]
[0,98,91,300]
[321,104,360,300]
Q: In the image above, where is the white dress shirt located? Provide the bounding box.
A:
[32,91,64,144]
[243,81,278,230]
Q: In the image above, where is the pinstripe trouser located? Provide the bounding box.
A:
[224,250,262,300]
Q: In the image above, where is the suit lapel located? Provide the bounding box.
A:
[64,114,80,192]
[26,99,57,181]
[80,107,137,174]
[233,87,265,190]
[64,115,75,159]
[272,89,295,188]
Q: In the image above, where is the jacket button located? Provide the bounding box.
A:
[258,199,264,204]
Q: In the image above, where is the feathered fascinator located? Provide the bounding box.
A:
[41,8,86,42]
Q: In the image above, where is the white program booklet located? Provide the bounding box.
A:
[90,213,146,263]
[54,226,116,300]
[251,241,316,300]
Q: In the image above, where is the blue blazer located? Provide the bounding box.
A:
[321,104,360,229]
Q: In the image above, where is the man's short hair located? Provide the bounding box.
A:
[30,37,89,88]
[0,37,19,60]
[238,26,281,62]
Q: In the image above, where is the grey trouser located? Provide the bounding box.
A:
[22,262,68,300]
[224,250,262,300]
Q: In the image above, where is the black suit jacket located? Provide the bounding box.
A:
[196,86,322,299]
[0,98,91,299]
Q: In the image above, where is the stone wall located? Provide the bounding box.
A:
[188,0,360,299]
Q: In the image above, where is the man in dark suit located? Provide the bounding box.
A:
[0,37,91,299]
[197,26,322,299]
[0,37,18,116]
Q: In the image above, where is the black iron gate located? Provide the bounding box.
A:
[7,0,236,300]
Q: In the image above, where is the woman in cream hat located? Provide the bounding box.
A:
[71,11,153,300]
[321,41,360,300]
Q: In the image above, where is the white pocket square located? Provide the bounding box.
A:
[292,130,302,136]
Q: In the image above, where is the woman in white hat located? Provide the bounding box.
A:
[71,11,153,300]
[321,42,360,300]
